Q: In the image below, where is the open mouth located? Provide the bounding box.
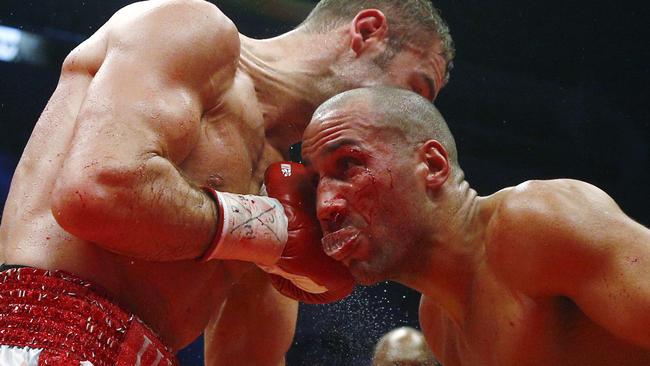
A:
[321,226,360,262]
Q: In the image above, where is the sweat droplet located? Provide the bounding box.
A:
[295,284,414,363]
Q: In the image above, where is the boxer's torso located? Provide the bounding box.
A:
[0,1,281,350]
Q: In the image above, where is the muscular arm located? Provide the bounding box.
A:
[492,179,650,349]
[204,266,298,366]
[51,0,240,261]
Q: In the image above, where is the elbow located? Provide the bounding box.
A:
[51,156,140,240]
[51,156,150,242]
[51,172,109,239]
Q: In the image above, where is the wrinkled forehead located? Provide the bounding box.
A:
[302,102,376,159]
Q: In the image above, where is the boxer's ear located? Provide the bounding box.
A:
[419,139,450,189]
[349,9,388,56]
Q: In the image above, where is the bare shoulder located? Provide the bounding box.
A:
[486,179,622,294]
[108,0,238,44]
[490,179,618,235]
[78,0,240,90]
[507,178,614,208]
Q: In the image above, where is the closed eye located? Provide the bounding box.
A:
[336,156,364,178]
[410,74,435,102]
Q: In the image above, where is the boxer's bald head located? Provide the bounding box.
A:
[373,327,441,366]
[310,86,460,177]
[304,87,464,285]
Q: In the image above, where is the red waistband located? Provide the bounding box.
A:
[0,267,178,366]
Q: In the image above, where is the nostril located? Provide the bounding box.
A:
[324,218,339,235]
[317,195,348,232]
[333,212,340,224]
[320,209,347,234]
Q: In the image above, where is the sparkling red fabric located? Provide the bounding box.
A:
[0,267,178,366]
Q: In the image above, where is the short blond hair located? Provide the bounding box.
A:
[302,0,455,83]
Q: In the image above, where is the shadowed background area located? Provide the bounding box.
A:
[0,1,648,365]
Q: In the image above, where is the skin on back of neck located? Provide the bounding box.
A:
[237,28,351,150]
[401,180,488,326]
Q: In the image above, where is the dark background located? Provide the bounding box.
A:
[0,1,648,365]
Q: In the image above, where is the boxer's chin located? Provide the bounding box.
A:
[347,261,383,286]
[321,226,360,262]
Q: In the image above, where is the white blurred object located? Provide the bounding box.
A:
[0,345,42,366]
[0,344,95,365]
[0,25,48,65]
[0,25,22,62]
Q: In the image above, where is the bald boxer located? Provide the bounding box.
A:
[373,327,441,366]
[0,1,454,365]
[303,87,650,366]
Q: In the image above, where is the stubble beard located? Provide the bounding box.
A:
[349,247,401,286]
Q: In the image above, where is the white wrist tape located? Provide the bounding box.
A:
[202,190,288,266]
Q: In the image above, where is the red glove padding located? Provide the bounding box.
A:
[264,162,355,304]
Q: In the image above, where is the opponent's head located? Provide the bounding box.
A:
[373,327,441,366]
[302,86,460,285]
[301,0,455,101]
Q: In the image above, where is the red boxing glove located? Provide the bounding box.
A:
[261,162,355,304]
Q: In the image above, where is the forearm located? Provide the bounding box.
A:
[204,267,296,366]
[52,154,215,261]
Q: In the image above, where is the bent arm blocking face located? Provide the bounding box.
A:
[51,0,240,261]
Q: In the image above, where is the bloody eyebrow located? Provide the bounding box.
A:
[302,138,361,167]
[323,138,361,155]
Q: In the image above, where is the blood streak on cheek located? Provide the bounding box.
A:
[348,199,374,227]
[351,170,381,225]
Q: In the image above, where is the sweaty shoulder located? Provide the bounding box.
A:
[101,0,239,96]
[493,179,616,223]
[486,179,620,295]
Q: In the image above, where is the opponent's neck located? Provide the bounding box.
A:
[400,180,487,326]
[239,29,345,154]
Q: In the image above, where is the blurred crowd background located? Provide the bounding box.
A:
[1,1,647,365]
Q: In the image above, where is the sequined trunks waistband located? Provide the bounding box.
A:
[0,266,178,366]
